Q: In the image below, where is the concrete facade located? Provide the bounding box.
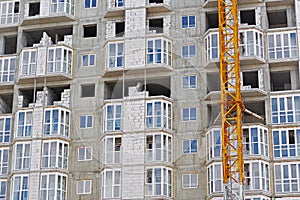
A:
[0,0,299,200]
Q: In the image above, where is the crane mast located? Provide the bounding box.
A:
[218,0,244,199]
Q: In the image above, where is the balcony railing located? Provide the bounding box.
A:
[267,30,298,61]
[20,45,73,77]
[0,1,19,26]
[204,28,264,64]
[0,56,15,83]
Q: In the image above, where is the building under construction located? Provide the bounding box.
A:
[0,0,298,199]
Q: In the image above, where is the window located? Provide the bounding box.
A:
[206,129,221,160]
[244,161,269,191]
[21,49,37,76]
[80,115,93,128]
[0,56,15,83]
[146,100,172,130]
[182,45,196,58]
[240,10,256,25]
[0,180,6,199]
[239,30,263,59]
[267,10,287,29]
[104,136,121,164]
[183,139,197,154]
[208,163,222,195]
[101,169,121,198]
[104,104,122,131]
[14,142,30,170]
[42,140,68,169]
[271,95,300,124]
[146,134,172,162]
[107,42,124,68]
[243,126,268,157]
[183,107,196,121]
[83,24,97,38]
[47,46,72,75]
[0,1,19,25]
[182,75,196,89]
[81,84,95,98]
[82,54,95,67]
[273,128,300,158]
[204,32,219,62]
[12,175,28,200]
[28,2,40,16]
[182,15,196,28]
[40,173,67,200]
[268,31,297,60]
[44,108,70,136]
[182,174,198,188]
[84,0,96,8]
[115,22,125,37]
[77,180,92,194]
[0,148,8,175]
[16,110,32,137]
[51,0,74,15]
[275,162,300,192]
[147,38,172,66]
[0,116,11,143]
[146,167,172,197]
[78,147,92,161]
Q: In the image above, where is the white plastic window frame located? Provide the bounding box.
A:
[146,100,172,130]
[14,142,30,170]
[79,115,93,129]
[146,38,172,66]
[40,173,67,200]
[181,15,196,29]
[107,42,124,69]
[0,56,16,83]
[12,175,28,200]
[146,133,172,162]
[181,44,196,58]
[0,148,8,175]
[207,163,223,195]
[50,0,74,15]
[244,161,270,191]
[101,169,121,199]
[0,1,19,25]
[82,54,96,67]
[206,128,221,160]
[104,136,122,164]
[182,75,197,89]
[146,167,172,197]
[16,110,32,138]
[182,173,198,188]
[274,162,300,193]
[44,108,70,137]
[47,46,72,75]
[0,179,6,199]
[182,139,198,154]
[0,116,11,143]
[21,49,37,76]
[77,179,92,194]
[78,146,92,161]
[84,0,97,8]
[182,107,196,121]
[204,32,219,62]
[41,140,68,169]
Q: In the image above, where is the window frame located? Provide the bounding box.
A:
[40,173,67,200]
[181,15,196,29]
[182,173,198,189]
[0,56,16,83]
[182,75,197,89]
[41,140,69,169]
[207,163,223,195]
[79,115,93,129]
[146,133,172,162]
[146,100,172,130]
[0,1,19,25]
[12,174,29,200]
[107,41,124,69]
[182,107,197,121]
[104,104,122,131]
[0,179,6,199]
[14,142,31,170]
[146,167,172,197]
[21,49,37,76]
[0,148,8,175]
[181,44,196,58]
[78,146,92,161]
[274,162,300,193]
[104,136,122,164]
[101,169,121,198]
[47,46,72,75]
[84,0,97,8]
[273,128,300,158]
[182,139,198,154]
[146,38,172,66]
[16,110,32,138]
[44,107,70,137]
[77,179,92,194]
[0,116,11,143]
[82,54,96,67]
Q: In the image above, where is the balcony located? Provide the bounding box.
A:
[23,0,75,26]
[204,27,265,68]
[146,0,171,13]
[267,29,298,66]
[0,1,19,32]
[0,55,16,89]
[105,0,125,18]
[19,45,73,83]
[203,0,263,8]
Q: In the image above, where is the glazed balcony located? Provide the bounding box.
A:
[146,0,171,13]
[0,55,16,89]
[0,1,19,32]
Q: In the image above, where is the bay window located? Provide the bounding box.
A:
[208,163,222,195]
[146,100,172,130]
[206,128,221,160]
[204,32,219,62]
[42,140,68,169]
[147,38,171,66]
[14,142,30,170]
[0,1,19,25]
[40,173,67,200]
[12,175,28,200]
[16,110,32,137]
[0,56,15,83]
[273,128,300,158]
[21,49,37,76]
[275,162,300,193]
[244,161,270,191]
[107,42,124,69]
[0,148,8,175]
[146,167,172,197]
[47,46,72,75]
[104,104,122,131]
[101,169,121,198]
[44,108,70,137]
[146,133,171,162]
[51,0,74,15]
[104,136,121,164]
[0,116,11,143]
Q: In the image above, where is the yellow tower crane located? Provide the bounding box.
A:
[218,0,244,199]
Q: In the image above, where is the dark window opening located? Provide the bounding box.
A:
[4,36,17,54]
[267,10,287,28]
[81,84,95,97]
[0,94,13,113]
[242,71,259,89]
[149,0,163,3]
[270,71,291,91]
[207,73,220,93]
[14,2,19,13]
[240,10,256,25]
[206,12,218,31]
[115,22,125,37]
[84,24,97,38]
[149,18,163,34]
[289,130,295,144]
[29,3,40,16]
[243,102,265,124]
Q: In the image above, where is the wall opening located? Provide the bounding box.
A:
[267,10,287,28]
[240,10,256,25]
[4,36,17,54]
[206,73,220,93]
[83,24,97,38]
[29,2,40,16]
[242,71,258,89]
[81,84,95,97]
[206,12,218,31]
[243,102,265,124]
[270,71,291,91]
[149,18,163,33]
[149,0,163,3]
[115,22,125,37]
